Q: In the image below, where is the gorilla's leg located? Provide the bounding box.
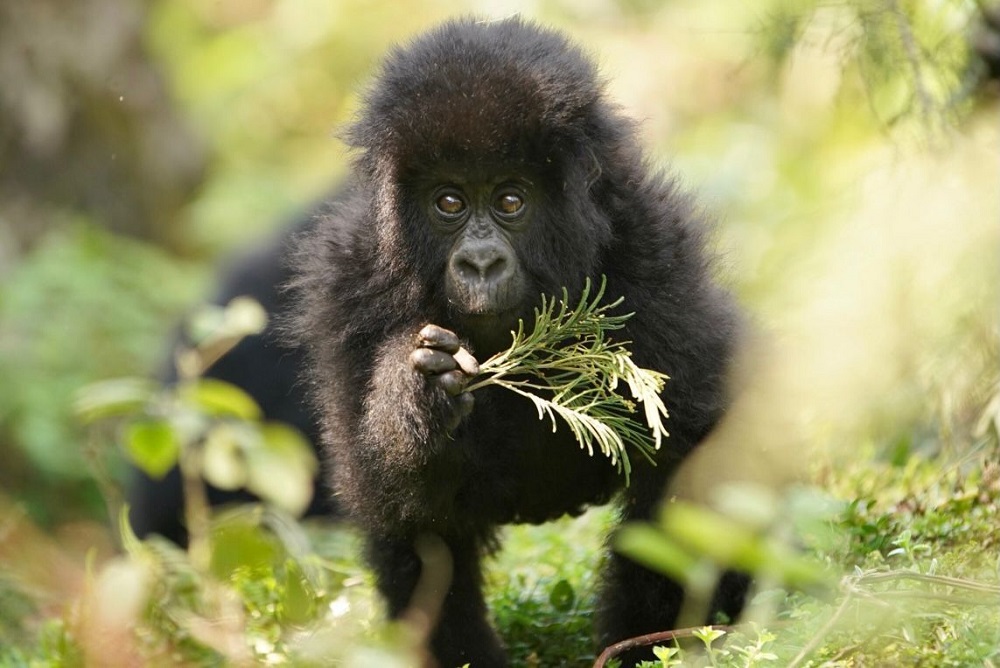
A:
[711,570,752,622]
[596,547,687,658]
[596,476,750,664]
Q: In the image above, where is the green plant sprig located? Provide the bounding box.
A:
[464,276,669,483]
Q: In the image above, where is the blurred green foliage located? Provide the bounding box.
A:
[76,296,317,524]
[2,0,995,525]
[0,0,998,664]
[0,224,203,522]
[145,0,477,250]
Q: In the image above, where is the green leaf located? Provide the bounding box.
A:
[615,523,710,587]
[548,578,576,612]
[124,419,180,479]
[660,503,761,566]
[467,276,670,483]
[245,423,317,516]
[652,645,680,665]
[187,296,267,345]
[222,296,268,336]
[209,510,279,578]
[692,626,726,646]
[201,423,250,490]
[181,378,262,420]
[638,502,830,590]
[280,559,317,625]
[186,304,226,345]
[73,377,157,423]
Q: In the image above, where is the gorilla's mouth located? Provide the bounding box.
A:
[453,305,526,356]
[463,308,517,324]
[446,277,526,319]
[465,315,519,357]
[457,304,521,330]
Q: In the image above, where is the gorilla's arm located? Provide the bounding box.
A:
[335,327,509,667]
[327,325,481,529]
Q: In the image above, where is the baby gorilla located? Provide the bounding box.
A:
[289,17,746,667]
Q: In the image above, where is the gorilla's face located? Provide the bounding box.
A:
[416,171,535,345]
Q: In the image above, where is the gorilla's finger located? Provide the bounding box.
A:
[455,391,474,417]
[418,324,461,353]
[453,347,480,376]
[410,348,458,375]
[437,369,467,396]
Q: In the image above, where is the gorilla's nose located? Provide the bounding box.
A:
[452,247,512,284]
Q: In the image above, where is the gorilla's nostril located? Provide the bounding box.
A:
[481,256,507,280]
[455,252,509,282]
[455,258,479,281]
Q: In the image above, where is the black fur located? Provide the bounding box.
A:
[288,17,746,666]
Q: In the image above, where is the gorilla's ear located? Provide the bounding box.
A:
[583,145,603,190]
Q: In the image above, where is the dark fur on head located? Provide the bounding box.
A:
[288,16,746,667]
[350,18,610,170]
[344,18,639,329]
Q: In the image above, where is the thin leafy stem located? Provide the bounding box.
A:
[465,276,670,484]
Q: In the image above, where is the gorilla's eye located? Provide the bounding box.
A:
[495,193,524,216]
[435,193,466,216]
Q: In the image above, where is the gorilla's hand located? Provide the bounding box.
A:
[410,324,478,426]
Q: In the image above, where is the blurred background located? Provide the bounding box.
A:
[0,0,997,661]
